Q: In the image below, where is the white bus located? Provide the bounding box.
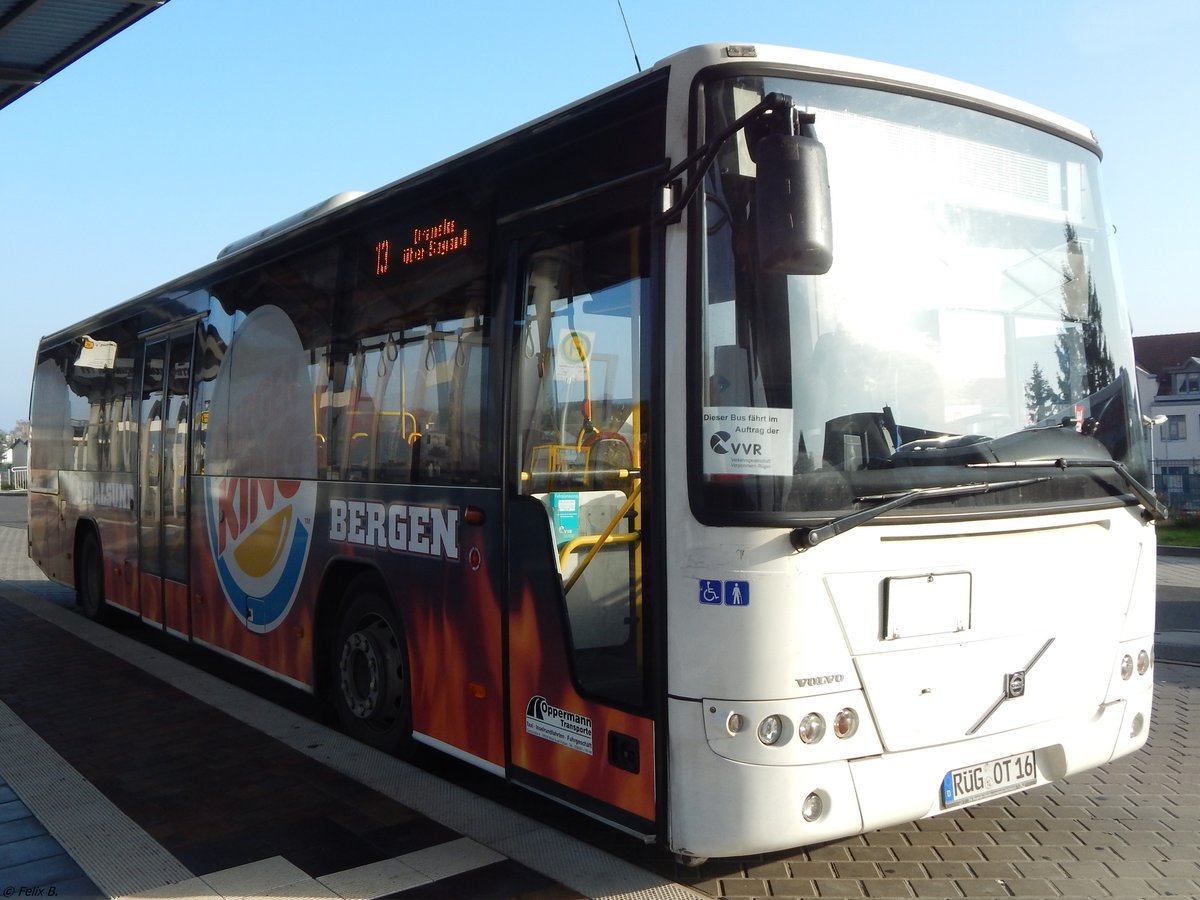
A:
[29,43,1159,860]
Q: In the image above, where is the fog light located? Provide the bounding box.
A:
[1120,654,1134,680]
[727,712,746,735]
[801,791,823,822]
[833,707,859,739]
[1131,712,1145,738]
[1137,650,1150,676]
[798,712,825,744]
[758,714,783,745]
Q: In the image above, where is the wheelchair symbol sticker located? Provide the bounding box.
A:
[699,579,723,605]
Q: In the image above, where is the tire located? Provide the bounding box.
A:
[331,576,413,755]
[77,531,109,623]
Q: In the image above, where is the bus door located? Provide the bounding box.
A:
[506,219,658,835]
[137,328,195,634]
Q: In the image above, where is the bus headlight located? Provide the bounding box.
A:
[1137,649,1151,676]
[801,791,824,822]
[727,712,746,735]
[798,712,825,744]
[757,714,784,745]
[1120,654,1134,680]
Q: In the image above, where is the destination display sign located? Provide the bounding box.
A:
[374,216,471,276]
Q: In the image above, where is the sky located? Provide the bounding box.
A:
[2,0,1198,431]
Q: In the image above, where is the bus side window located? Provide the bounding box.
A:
[360,333,413,482]
[342,196,492,486]
[336,301,489,485]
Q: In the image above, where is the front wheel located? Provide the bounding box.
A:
[331,576,413,755]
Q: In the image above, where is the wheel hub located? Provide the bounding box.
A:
[339,630,383,719]
[337,615,402,724]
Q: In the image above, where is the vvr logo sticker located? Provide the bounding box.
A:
[709,430,764,456]
[204,477,317,633]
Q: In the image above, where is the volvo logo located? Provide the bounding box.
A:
[796,674,845,688]
[1005,670,1026,699]
[967,638,1055,736]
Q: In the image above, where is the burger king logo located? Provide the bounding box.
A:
[204,476,317,633]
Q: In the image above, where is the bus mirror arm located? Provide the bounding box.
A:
[658,92,797,224]
[657,92,833,276]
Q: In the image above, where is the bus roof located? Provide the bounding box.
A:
[651,43,1099,151]
[216,44,1100,265]
[40,42,1101,348]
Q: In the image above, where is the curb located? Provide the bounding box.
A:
[1159,545,1200,558]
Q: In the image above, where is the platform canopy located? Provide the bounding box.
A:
[0,0,166,111]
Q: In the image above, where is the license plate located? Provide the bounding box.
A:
[941,750,1036,808]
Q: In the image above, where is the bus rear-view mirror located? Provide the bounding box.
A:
[754,132,833,275]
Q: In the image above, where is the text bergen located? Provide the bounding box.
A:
[328,499,460,560]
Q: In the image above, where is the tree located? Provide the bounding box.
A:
[1025,362,1060,423]
[1055,222,1115,405]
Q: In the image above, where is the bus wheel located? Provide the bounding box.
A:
[77,531,108,623]
[332,577,412,754]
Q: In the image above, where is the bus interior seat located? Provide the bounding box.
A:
[584,433,632,491]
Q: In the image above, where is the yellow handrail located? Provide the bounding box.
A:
[561,481,642,593]
[560,532,641,569]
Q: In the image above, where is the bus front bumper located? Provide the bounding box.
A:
[665,681,1151,860]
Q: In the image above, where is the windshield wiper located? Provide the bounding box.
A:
[790,477,1050,551]
[968,458,1167,522]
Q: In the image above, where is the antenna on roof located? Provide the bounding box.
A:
[616,0,642,73]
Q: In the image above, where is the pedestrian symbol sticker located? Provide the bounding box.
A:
[725,580,750,606]
[698,579,750,606]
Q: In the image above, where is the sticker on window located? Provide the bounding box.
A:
[703,406,794,477]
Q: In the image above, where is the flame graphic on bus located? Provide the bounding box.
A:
[204,477,317,633]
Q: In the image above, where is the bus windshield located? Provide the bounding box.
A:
[696,74,1150,522]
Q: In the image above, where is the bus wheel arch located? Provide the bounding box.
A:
[324,567,414,755]
[313,561,384,701]
[74,523,108,622]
